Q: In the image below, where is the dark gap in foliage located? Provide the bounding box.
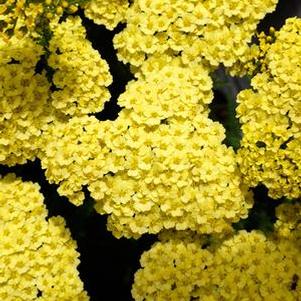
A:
[80,9,134,121]
[8,58,20,64]
[209,68,249,151]
[209,89,241,151]
[291,274,299,291]
[34,53,56,88]
[209,90,230,148]
[257,0,301,33]
[209,90,228,125]
[59,11,70,23]
[35,55,46,75]
[232,185,282,234]
[36,289,42,297]
[255,141,267,148]
[79,214,156,301]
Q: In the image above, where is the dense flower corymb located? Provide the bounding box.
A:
[118,59,213,124]
[113,0,278,73]
[274,203,301,244]
[0,35,53,166]
[89,64,253,238]
[0,0,83,40]
[48,16,112,116]
[38,62,253,237]
[132,230,301,301]
[82,0,129,30]
[95,115,252,238]
[0,174,89,300]
[237,17,301,199]
[39,115,110,206]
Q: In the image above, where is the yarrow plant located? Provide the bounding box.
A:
[0,174,88,300]
[0,0,301,300]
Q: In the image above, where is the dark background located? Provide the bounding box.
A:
[0,1,300,300]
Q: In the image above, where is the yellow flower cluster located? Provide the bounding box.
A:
[0,0,80,41]
[113,0,278,72]
[0,35,54,166]
[132,231,213,301]
[274,203,301,244]
[236,18,301,199]
[2,3,301,298]
[231,26,286,77]
[88,64,253,238]
[39,116,110,206]
[48,16,112,116]
[0,173,89,300]
[118,59,213,124]
[227,43,261,77]
[82,0,129,30]
[0,0,43,40]
[0,32,43,66]
[97,116,251,238]
[132,230,301,301]
[38,62,252,238]
[254,27,277,73]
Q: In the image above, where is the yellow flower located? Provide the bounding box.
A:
[132,230,301,301]
[237,18,301,199]
[0,35,51,166]
[82,0,129,30]
[114,0,278,74]
[48,16,112,116]
[0,174,89,300]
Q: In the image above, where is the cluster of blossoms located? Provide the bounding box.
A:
[132,230,301,301]
[0,173,88,300]
[39,115,110,206]
[274,203,301,244]
[0,0,130,42]
[90,62,253,238]
[48,16,112,116]
[113,0,277,73]
[1,1,301,300]
[39,59,253,238]
[0,15,112,166]
[237,18,301,199]
[0,34,53,166]
[82,0,130,30]
[96,116,252,238]
[0,0,84,41]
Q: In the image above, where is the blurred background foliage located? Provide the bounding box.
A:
[0,0,300,300]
